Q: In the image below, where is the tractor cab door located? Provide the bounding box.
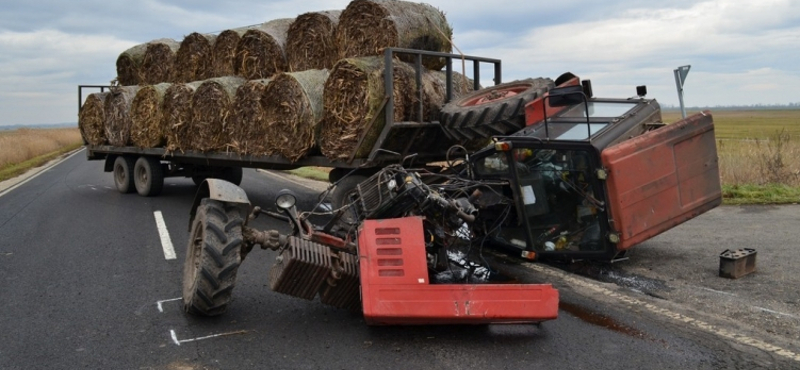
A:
[600,111,721,251]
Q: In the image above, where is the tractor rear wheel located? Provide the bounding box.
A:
[183,199,244,316]
[439,78,554,141]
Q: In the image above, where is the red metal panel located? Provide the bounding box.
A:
[523,77,580,125]
[601,112,721,250]
[359,217,559,325]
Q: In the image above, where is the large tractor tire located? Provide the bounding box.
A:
[183,199,244,316]
[113,156,136,194]
[133,156,164,197]
[439,78,554,141]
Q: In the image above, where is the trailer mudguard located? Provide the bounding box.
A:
[188,179,251,231]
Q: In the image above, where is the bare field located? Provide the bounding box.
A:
[0,128,82,169]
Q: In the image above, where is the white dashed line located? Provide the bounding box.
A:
[522,263,800,363]
[153,211,176,260]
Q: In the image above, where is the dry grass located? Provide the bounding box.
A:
[0,128,83,179]
[663,110,800,187]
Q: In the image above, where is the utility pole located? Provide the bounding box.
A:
[674,65,691,118]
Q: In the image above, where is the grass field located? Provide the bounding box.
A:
[0,127,83,182]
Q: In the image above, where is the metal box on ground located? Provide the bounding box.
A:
[719,248,757,279]
[358,217,559,325]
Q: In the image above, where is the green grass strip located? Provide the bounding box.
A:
[0,142,83,182]
[722,183,800,205]
[285,167,330,182]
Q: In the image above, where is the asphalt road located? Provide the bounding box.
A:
[0,150,798,369]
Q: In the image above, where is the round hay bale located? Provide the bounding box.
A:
[141,38,180,84]
[79,92,110,145]
[319,57,415,160]
[212,26,253,77]
[286,10,341,71]
[235,18,293,79]
[175,33,217,83]
[116,43,147,86]
[104,86,141,147]
[130,83,172,148]
[228,79,272,156]
[336,0,453,70]
[163,81,203,153]
[416,71,476,121]
[190,77,246,152]
[263,69,329,162]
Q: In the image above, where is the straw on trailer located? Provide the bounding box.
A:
[79,92,110,145]
[228,79,272,156]
[335,0,453,70]
[163,81,203,153]
[235,18,293,79]
[104,86,141,147]
[190,77,246,152]
[286,10,341,71]
[175,33,217,82]
[262,69,329,162]
[140,38,180,84]
[130,83,172,148]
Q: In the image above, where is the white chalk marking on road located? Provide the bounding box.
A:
[694,286,737,297]
[156,297,182,313]
[169,329,248,346]
[0,148,84,198]
[754,306,800,319]
[522,263,800,363]
[153,211,176,260]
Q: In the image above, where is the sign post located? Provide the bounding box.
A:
[674,65,691,118]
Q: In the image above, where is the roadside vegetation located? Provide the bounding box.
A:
[663,110,800,204]
[0,128,83,182]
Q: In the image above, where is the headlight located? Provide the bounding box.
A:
[275,189,297,210]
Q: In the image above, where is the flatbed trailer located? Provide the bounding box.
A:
[80,48,503,196]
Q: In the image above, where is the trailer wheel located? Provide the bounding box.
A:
[183,199,244,316]
[439,78,554,141]
[133,157,164,197]
[220,167,243,186]
[113,156,136,194]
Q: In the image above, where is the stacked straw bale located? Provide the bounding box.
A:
[79,92,110,145]
[318,57,415,160]
[235,18,294,79]
[175,33,217,83]
[286,11,341,71]
[190,77,246,152]
[130,83,173,148]
[335,0,453,70]
[262,69,329,161]
[228,79,272,155]
[140,39,180,84]
[116,44,148,86]
[163,81,203,153]
[104,86,141,147]
[212,26,254,77]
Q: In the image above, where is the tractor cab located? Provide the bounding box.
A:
[470,79,721,262]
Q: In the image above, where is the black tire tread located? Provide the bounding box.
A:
[183,199,244,316]
[440,78,554,141]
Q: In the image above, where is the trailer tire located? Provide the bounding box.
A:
[113,156,136,194]
[439,78,554,141]
[133,157,164,197]
[220,167,243,186]
[183,199,244,316]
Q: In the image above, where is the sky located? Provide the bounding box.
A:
[1,0,798,126]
